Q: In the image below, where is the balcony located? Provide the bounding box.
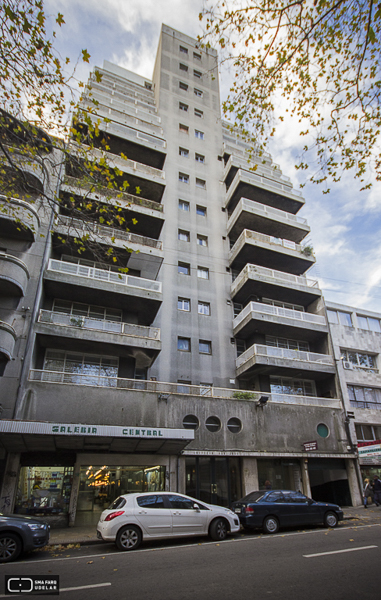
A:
[229,229,315,275]
[233,301,328,341]
[36,310,161,364]
[225,167,305,215]
[44,259,162,325]
[236,344,336,379]
[231,264,321,306]
[228,198,310,244]
[0,253,29,296]
[53,215,163,279]
[0,196,40,242]
[0,321,16,360]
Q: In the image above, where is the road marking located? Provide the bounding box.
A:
[304,545,378,558]
[0,583,111,598]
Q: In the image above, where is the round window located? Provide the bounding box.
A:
[205,416,221,432]
[182,415,199,430]
[317,423,329,438]
[227,417,242,433]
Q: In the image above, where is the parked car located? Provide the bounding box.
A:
[231,490,344,534]
[97,492,241,551]
[0,513,50,563]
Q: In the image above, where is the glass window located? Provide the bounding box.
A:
[178,229,190,242]
[179,82,188,91]
[15,466,74,516]
[178,199,190,211]
[341,349,377,371]
[179,63,188,72]
[199,340,211,354]
[348,385,381,409]
[194,69,202,78]
[270,376,316,397]
[178,298,190,311]
[327,310,339,324]
[179,123,189,133]
[183,415,199,430]
[357,316,369,330]
[196,205,206,216]
[168,495,194,509]
[195,178,206,188]
[197,235,208,246]
[179,147,189,157]
[193,52,201,61]
[338,311,353,327]
[43,350,118,386]
[317,423,329,438]
[197,266,209,279]
[205,416,221,432]
[178,262,190,275]
[180,45,188,54]
[179,172,189,183]
[265,492,285,503]
[227,418,242,433]
[195,130,204,139]
[179,102,188,111]
[177,380,191,393]
[137,495,166,508]
[236,340,246,356]
[198,301,210,315]
[194,88,203,97]
[194,109,203,118]
[195,153,205,163]
[369,318,381,333]
[178,337,191,351]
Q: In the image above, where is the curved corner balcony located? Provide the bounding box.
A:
[231,264,321,306]
[236,344,335,379]
[0,195,40,242]
[0,321,16,360]
[233,301,328,341]
[0,253,29,296]
[229,229,315,275]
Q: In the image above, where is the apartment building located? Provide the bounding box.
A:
[0,25,361,527]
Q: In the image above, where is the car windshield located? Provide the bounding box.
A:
[241,492,265,503]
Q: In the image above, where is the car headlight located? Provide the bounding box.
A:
[27,523,46,531]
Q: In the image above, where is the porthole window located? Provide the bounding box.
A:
[205,416,221,432]
[183,415,199,430]
[317,423,329,438]
[227,417,242,433]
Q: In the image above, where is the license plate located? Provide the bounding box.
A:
[234,507,241,514]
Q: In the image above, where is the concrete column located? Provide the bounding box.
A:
[345,458,362,506]
[301,458,312,497]
[168,455,180,492]
[68,459,81,527]
[0,453,20,514]
[242,457,258,495]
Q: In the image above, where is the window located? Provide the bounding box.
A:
[178,199,190,211]
[179,82,188,91]
[270,376,316,397]
[195,130,204,139]
[180,45,188,54]
[194,88,203,97]
[199,340,211,354]
[193,52,201,61]
[137,495,165,509]
[236,339,246,356]
[179,63,188,72]
[198,301,210,315]
[262,298,304,312]
[317,423,329,438]
[205,416,221,432]
[194,108,203,118]
[266,336,310,352]
[196,205,206,217]
[177,380,191,393]
[178,337,191,351]
[227,418,242,434]
[168,495,194,510]
[356,424,381,441]
[195,178,206,189]
[233,303,243,317]
[179,102,189,112]
[179,123,189,133]
[144,82,152,90]
[183,415,199,430]
[178,262,190,275]
[179,147,189,157]
[357,315,381,332]
[197,266,209,279]
[43,349,118,386]
[195,153,205,163]
[341,349,377,371]
[327,309,353,327]
[179,172,189,183]
[197,235,208,247]
[348,385,381,410]
[178,297,190,311]
[178,229,190,242]
[52,300,122,323]
[194,69,202,78]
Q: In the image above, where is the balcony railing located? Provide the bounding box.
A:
[77,144,165,179]
[236,344,334,369]
[46,259,162,293]
[234,301,326,328]
[28,370,339,406]
[232,264,320,293]
[56,215,163,250]
[38,310,160,340]
[230,229,304,257]
[230,198,308,226]
[228,167,303,198]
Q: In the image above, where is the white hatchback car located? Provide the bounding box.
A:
[97,492,240,551]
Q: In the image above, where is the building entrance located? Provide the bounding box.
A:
[185,457,241,506]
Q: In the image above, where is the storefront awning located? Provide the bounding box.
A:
[0,420,194,454]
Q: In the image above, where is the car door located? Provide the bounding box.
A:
[167,494,209,536]
[134,494,173,537]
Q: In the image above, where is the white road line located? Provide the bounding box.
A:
[304,545,378,558]
[0,583,111,598]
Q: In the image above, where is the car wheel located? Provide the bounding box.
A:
[116,525,142,551]
[0,533,22,563]
[263,516,279,534]
[324,511,338,528]
[209,518,228,541]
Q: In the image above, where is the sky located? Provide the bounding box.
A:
[44,0,381,314]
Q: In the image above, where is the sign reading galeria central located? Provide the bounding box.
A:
[0,420,194,440]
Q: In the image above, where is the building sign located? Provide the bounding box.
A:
[303,441,318,451]
[0,420,194,441]
[358,439,381,464]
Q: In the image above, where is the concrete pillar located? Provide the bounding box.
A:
[242,457,258,495]
[169,455,180,492]
[345,458,362,506]
[0,453,20,514]
[68,460,81,527]
[301,458,312,497]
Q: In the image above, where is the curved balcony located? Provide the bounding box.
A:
[0,321,16,360]
[0,196,40,242]
[0,253,29,296]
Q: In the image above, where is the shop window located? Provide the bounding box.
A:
[15,466,74,516]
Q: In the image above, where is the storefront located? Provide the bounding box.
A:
[358,440,381,483]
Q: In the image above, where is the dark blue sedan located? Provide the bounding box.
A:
[231,490,344,534]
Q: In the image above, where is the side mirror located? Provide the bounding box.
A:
[193,503,201,512]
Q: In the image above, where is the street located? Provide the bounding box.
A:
[1,522,380,599]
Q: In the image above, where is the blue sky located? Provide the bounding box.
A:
[44,0,381,313]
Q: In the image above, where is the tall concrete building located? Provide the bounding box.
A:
[0,26,361,527]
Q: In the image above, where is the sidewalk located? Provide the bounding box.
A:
[48,505,381,547]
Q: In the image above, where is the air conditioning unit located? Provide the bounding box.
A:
[343,361,353,370]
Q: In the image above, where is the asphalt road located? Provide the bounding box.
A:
[1,523,381,599]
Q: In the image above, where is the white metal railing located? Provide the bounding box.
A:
[46,259,162,293]
[234,301,326,328]
[28,370,339,406]
[55,215,163,250]
[37,310,161,340]
[231,264,320,293]
[231,198,308,226]
[230,229,306,257]
[223,155,294,191]
[228,167,303,198]
[236,344,334,369]
[78,144,165,180]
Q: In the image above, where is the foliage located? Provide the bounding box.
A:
[200,0,381,190]
[232,391,257,399]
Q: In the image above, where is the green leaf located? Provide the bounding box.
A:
[82,49,91,63]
